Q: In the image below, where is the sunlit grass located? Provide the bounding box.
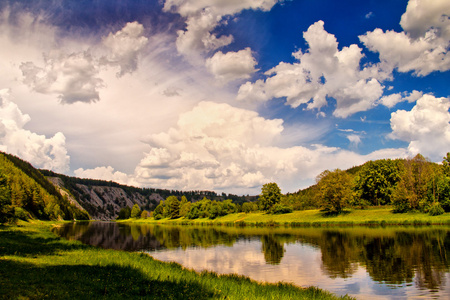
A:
[123,207,450,227]
[0,221,352,299]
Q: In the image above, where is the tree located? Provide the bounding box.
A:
[165,196,180,219]
[179,196,191,217]
[130,203,142,218]
[0,174,13,224]
[259,183,281,211]
[153,202,164,220]
[392,154,433,212]
[316,169,353,215]
[117,206,131,219]
[354,159,402,206]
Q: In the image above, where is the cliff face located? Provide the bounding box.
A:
[48,177,163,220]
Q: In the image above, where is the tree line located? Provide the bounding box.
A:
[123,153,450,221]
[312,153,450,215]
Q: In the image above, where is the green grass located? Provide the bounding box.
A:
[123,207,450,227]
[0,221,351,300]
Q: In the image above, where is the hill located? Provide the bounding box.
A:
[40,170,256,220]
[0,152,89,222]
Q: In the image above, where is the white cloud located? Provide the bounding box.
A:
[360,0,450,76]
[74,166,131,185]
[163,0,279,17]
[206,48,258,83]
[125,101,406,193]
[379,90,422,108]
[237,21,385,118]
[0,89,69,172]
[20,51,104,104]
[102,21,149,77]
[389,94,450,160]
[19,21,151,104]
[163,0,279,62]
[400,0,450,39]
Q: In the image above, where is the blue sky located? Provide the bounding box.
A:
[0,0,449,195]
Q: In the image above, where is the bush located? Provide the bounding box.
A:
[429,202,445,216]
[14,207,29,220]
[269,204,293,214]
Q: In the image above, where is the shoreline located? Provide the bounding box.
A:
[118,207,450,227]
[0,220,352,300]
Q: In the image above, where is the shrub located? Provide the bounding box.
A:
[14,207,29,220]
[269,204,293,214]
[429,202,445,216]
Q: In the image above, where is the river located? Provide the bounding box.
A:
[53,222,450,299]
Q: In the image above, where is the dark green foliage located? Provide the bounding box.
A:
[241,202,258,213]
[258,183,282,211]
[0,152,89,221]
[354,159,402,206]
[117,206,131,219]
[269,204,293,214]
[428,202,444,216]
[0,174,13,224]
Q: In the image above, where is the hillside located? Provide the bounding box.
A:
[0,152,89,222]
[40,170,256,220]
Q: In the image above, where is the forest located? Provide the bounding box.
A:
[0,152,89,223]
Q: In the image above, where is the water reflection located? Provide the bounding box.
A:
[54,223,450,298]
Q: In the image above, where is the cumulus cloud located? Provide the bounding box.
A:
[127,101,407,193]
[360,0,450,76]
[19,22,150,104]
[163,0,279,62]
[102,21,149,76]
[206,48,258,83]
[0,89,69,172]
[74,166,131,185]
[20,51,104,104]
[379,90,423,108]
[237,21,385,118]
[389,94,450,160]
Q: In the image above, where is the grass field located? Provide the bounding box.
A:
[0,221,352,300]
[122,207,450,227]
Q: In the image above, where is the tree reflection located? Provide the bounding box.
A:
[54,223,450,293]
[261,235,285,264]
[319,231,358,278]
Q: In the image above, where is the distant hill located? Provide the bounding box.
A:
[40,170,257,220]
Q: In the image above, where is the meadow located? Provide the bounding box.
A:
[122,207,450,227]
[0,220,352,300]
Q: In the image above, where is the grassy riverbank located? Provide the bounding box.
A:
[122,207,450,227]
[0,221,351,300]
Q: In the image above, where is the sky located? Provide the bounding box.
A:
[0,0,449,195]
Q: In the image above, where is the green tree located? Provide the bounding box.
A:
[140,210,149,219]
[165,196,180,219]
[354,159,402,206]
[258,183,282,211]
[153,202,164,220]
[117,206,131,219]
[392,154,433,212]
[316,169,353,215]
[179,196,191,217]
[130,203,142,218]
[0,174,13,224]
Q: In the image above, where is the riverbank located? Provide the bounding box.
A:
[121,207,450,226]
[0,221,352,300]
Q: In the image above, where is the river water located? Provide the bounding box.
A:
[53,222,450,299]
